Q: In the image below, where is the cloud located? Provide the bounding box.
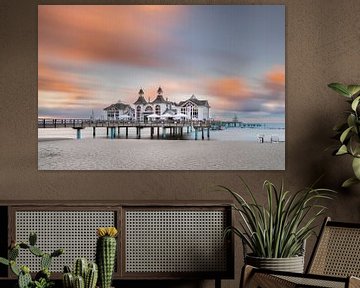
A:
[206,77,251,100]
[38,5,185,68]
[38,62,103,111]
[264,65,285,97]
[204,65,285,115]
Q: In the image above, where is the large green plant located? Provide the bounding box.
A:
[328,83,360,187]
[221,179,334,258]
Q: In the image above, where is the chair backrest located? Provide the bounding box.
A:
[307,217,360,277]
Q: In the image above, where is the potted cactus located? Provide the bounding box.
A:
[62,258,98,288]
[96,227,118,288]
[0,232,64,288]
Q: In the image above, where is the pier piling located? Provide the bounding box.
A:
[126,127,128,139]
[74,127,83,140]
[93,127,96,138]
[137,127,141,139]
[202,128,204,140]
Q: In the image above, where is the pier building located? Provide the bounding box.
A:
[104,87,210,122]
[103,100,134,120]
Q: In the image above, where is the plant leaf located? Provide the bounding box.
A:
[352,157,360,179]
[328,83,351,97]
[336,145,348,155]
[340,126,353,143]
[0,257,9,266]
[347,114,356,128]
[351,96,360,111]
[349,135,360,157]
[347,85,360,97]
[342,177,360,188]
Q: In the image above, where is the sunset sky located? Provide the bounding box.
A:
[38,5,285,122]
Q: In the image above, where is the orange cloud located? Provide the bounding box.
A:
[207,77,251,100]
[264,65,285,92]
[38,62,102,109]
[38,5,186,67]
[204,77,252,110]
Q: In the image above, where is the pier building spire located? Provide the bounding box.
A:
[134,88,148,105]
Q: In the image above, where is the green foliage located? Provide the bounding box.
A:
[220,178,335,258]
[0,232,64,288]
[32,278,54,288]
[328,82,360,187]
[0,257,9,266]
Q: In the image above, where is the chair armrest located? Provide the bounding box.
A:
[349,276,360,288]
[240,265,349,288]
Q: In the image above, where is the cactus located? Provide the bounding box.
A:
[10,260,21,276]
[96,227,118,288]
[29,245,44,257]
[19,243,30,249]
[63,259,98,288]
[41,253,52,270]
[74,275,85,288]
[29,232,37,246]
[64,265,72,273]
[74,258,88,279]
[51,248,64,258]
[9,246,19,260]
[35,268,51,281]
[63,272,74,288]
[85,263,98,288]
[0,233,63,288]
[18,270,32,288]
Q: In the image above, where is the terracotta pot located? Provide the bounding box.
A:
[245,254,305,273]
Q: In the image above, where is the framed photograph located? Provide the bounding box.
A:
[38,5,285,170]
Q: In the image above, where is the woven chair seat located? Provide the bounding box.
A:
[241,218,360,288]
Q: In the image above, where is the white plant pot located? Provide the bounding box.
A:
[245,254,305,273]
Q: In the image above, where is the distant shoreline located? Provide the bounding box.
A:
[38,137,72,142]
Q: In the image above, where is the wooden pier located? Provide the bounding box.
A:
[38,118,211,140]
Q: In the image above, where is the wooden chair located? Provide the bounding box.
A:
[241,217,360,288]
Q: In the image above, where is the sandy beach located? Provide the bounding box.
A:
[38,137,285,170]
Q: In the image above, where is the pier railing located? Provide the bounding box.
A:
[37,118,211,129]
